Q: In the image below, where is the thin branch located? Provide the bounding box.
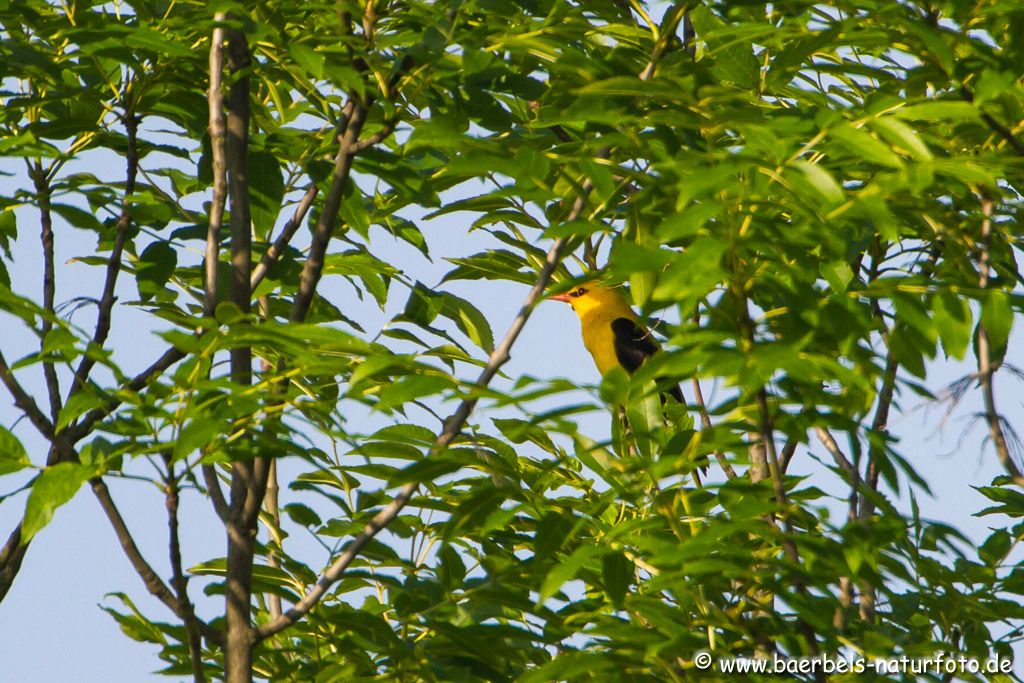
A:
[0,349,55,438]
[205,16,228,318]
[31,164,62,422]
[90,477,223,647]
[0,524,26,603]
[69,110,140,397]
[961,86,1024,157]
[164,457,207,683]
[779,435,800,474]
[202,464,230,522]
[249,184,317,292]
[975,195,1024,485]
[350,119,396,153]
[690,373,736,478]
[290,101,368,323]
[814,426,859,630]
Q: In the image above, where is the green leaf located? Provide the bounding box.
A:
[440,292,494,352]
[248,151,284,238]
[22,462,93,542]
[870,117,932,162]
[601,551,632,607]
[0,426,30,475]
[895,101,979,122]
[932,291,971,360]
[791,160,845,207]
[136,241,177,302]
[980,290,1013,360]
[288,43,324,79]
[0,209,16,257]
[829,124,904,169]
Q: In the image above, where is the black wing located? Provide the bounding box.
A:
[610,317,683,403]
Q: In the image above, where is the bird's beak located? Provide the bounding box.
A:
[550,292,572,303]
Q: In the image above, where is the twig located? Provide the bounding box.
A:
[0,349,55,439]
[961,86,1024,157]
[814,426,859,630]
[30,164,62,422]
[290,101,369,323]
[975,196,1024,485]
[0,524,26,603]
[203,464,230,522]
[164,457,207,682]
[249,185,317,291]
[690,373,736,478]
[69,110,140,397]
[205,16,228,318]
[90,477,223,647]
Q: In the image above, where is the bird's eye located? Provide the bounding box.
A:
[572,287,587,297]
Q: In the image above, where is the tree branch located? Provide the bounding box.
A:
[975,195,1024,486]
[249,185,317,292]
[205,16,229,319]
[289,101,368,323]
[30,164,62,422]
[90,477,223,647]
[961,85,1024,157]
[0,349,55,439]
[0,524,26,603]
[814,426,859,630]
[69,110,140,398]
[164,457,207,683]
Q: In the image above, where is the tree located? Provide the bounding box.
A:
[1,0,1023,681]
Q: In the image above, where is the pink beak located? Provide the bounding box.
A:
[550,292,572,303]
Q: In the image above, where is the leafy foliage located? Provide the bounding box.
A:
[1,0,1023,681]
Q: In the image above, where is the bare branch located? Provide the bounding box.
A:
[815,426,860,630]
[90,478,223,647]
[0,524,27,603]
[690,372,736,478]
[249,185,317,292]
[69,110,140,397]
[30,164,62,422]
[975,195,1024,485]
[202,465,231,522]
[164,458,207,683]
[205,17,228,318]
[0,349,55,438]
[290,101,368,323]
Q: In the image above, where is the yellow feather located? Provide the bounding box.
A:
[559,284,641,376]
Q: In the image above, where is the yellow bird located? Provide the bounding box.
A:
[550,282,682,403]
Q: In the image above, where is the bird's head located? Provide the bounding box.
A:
[550,282,631,318]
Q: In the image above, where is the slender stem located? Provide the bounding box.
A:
[975,196,1024,485]
[164,457,207,683]
[69,110,140,397]
[205,16,228,319]
[90,477,223,647]
[31,164,62,423]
